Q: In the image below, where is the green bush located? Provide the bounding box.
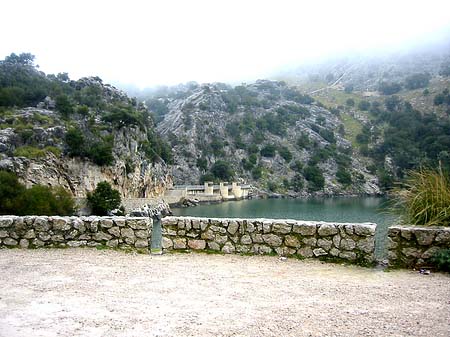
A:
[278,146,292,162]
[210,160,234,181]
[0,171,26,214]
[0,170,74,215]
[260,144,276,157]
[88,141,114,166]
[14,145,61,159]
[65,127,86,157]
[391,167,450,226]
[87,181,121,216]
[336,167,352,185]
[431,249,450,272]
[304,165,325,191]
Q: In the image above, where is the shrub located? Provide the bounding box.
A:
[88,141,114,166]
[16,185,75,216]
[431,249,450,272]
[404,73,431,90]
[390,167,450,226]
[87,181,121,216]
[358,100,370,111]
[210,161,234,181]
[345,98,355,107]
[303,165,325,191]
[260,144,276,157]
[291,173,304,192]
[65,127,85,157]
[278,146,292,162]
[336,167,352,185]
[14,146,61,159]
[378,82,402,95]
[0,170,26,214]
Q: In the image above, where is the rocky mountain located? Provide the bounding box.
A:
[0,54,172,198]
[147,80,380,196]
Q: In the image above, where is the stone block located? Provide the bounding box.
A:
[247,222,256,233]
[107,239,119,248]
[329,247,340,257]
[88,220,99,232]
[313,248,327,256]
[32,239,45,247]
[340,238,356,251]
[263,221,272,233]
[52,217,71,231]
[24,229,36,239]
[414,229,436,246]
[94,232,113,241]
[184,219,192,231]
[317,238,333,251]
[284,235,300,248]
[3,237,18,246]
[108,226,121,237]
[173,238,186,249]
[201,230,214,240]
[332,234,341,248]
[215,234,228,245]
[51,234,65,242]
[298,247,313,258]
[251,233,264,243]
[262,234,282,247]
[252,244,272,255]
[344,224,354,235]
[240,234,252,245]
[72,219,86,233]
[127,219,149,230]
[192,219,201,229]
[200,221,208,231]
[302,237,317,246]
[100,219,114,229]
[114,218,126,227]
[0,230,8,238]
[67,240,86,247]
[162,237,173,249]
[38,232,51,241]
[421,246,441,259]
[386,237,398,249]
[221,242,235,254]
[275,247,296,256]
[339,251,357,261]
[188,239,206,250]
[207,241,221,251]
[135,230,148,239]
[0,217,14,228]
[400,228,413,240]
[402,247,421,258]
[354,224,376,236]
[19,239,29,248]
[34,217,50,232]
[435,230,450,244]
[272,222,291,234]
[120,228,135,241]
[134,239,148,249]
[357,237,375,254]
[227,221,239,235]
[318,224,339,236]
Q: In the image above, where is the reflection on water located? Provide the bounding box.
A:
[172,197,395,259]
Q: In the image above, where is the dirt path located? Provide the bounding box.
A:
[0,249,449,337]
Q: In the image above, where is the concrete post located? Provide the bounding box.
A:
[219,182,229,198]
[204,182,214,195]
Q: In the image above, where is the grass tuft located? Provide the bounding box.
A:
[390,167,450,227]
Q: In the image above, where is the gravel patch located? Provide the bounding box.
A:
[0,248,449,337]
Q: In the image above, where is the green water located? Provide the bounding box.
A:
[172,197,395,259]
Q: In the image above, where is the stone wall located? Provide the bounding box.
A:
[387,226,450,268]
[161,217,377,264]
[0,216,152,251]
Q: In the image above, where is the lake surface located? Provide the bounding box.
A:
[172,197,395,259]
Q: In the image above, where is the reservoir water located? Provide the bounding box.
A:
[172,197,395,259]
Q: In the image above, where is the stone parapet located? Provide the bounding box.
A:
[0,216,152,251]
[161,217,377,264]
[387,226,450,268]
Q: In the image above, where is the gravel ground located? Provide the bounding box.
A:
[0,249,449,337]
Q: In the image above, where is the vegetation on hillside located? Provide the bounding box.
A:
[0,170,74,215]
[0,52,172,167]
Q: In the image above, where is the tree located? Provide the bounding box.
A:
[303,165,325,191]
[65,127,85,157]
[291,173,304,192]
[404,73,431,90]
[336,167,352,185]
[16,185,74,216]
[87,181,121,215]
[56,94,74,117]
[278,146,292,162]
[260,144,276,157]
[358,100,370,111]
[345,98,355,107]
[0,170,25,214]
[378,82,402,95]
[210,160,234,181]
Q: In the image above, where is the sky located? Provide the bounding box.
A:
[2,0,450,88]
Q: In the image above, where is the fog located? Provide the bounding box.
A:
[2,0,450,88]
